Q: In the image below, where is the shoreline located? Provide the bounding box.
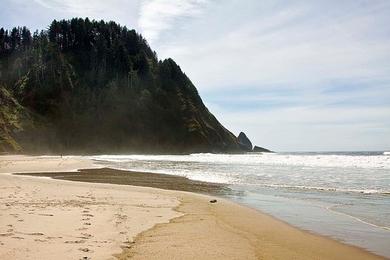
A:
[0,155,385,259]
[120,192,383,260]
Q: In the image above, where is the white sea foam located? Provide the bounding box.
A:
[326,205,390,231]
[90,152,390,195]
[92,152,390,169]
[261,184,389,195]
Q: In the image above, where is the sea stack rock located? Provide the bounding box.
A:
[237,132,253,151]
[253,146,272,153]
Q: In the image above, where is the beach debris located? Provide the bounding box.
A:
[209,199,217,203]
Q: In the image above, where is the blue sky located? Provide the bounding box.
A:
[1,0,390,151]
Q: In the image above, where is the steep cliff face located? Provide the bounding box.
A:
[0,19,240,154]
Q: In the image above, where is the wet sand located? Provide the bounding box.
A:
[0,156,385,259]
[15,167,231,195]
[126,193,388,259]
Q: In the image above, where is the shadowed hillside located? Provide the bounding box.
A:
[0,18,240,154]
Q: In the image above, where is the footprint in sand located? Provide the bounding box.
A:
[78,233,93,239]
[34,239,48,242]
[26,232,44,236]
[77,227,88,231]
[92,240,108,244]
[83,222,91,226]
[46,236,60,240]
[79,247,93,253]
[0,233,14,237]
[65,240,85,244]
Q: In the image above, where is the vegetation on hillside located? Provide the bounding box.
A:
[0,18,240,153]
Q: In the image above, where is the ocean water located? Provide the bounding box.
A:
[90,152,390,257]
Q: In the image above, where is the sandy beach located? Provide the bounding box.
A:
[0,155,384,259]
[0,156,181,260]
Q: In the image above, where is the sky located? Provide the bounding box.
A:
[1,0,390,151]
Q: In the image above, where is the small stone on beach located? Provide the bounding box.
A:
[209,199,217,203]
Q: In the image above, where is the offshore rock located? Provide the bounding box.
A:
[237,132,252,151]
[253,146,272,153]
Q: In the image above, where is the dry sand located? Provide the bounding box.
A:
[0,156,181,259]
[0,155,384,259]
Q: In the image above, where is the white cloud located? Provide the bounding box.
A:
[33,0,106,14]
[138,0,207,43]
[31,0,140,26]
[156,1,390,91]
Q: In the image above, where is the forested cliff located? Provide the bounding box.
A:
[0,18,240,154]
